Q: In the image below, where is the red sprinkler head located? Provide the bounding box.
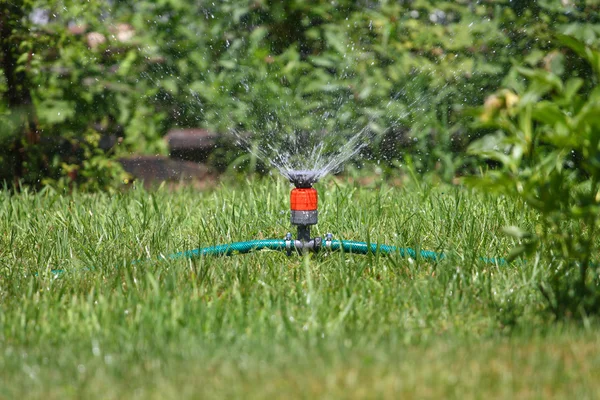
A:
[290,187,318,212]
[290,187,318,242]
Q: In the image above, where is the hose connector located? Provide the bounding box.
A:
[283,233,323,255]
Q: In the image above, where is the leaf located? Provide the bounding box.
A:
[249,27,268,46]
[563,78,584,102]
[572,86,600,131]
[506,245,528,262]
[502,226,532,239]
[556,33,588,58]
[543,124,579,148]
[117,50,137,77]
[516,67,563,94]
[557,34,600,79]
[524,49,545,66]
[309,56,337,69]
[232,6,249,23]
[218,59,237,70]
[161,78,178,94]
[532,101,566,125]
[36,100,76,124]
[324,27,347,55]
[467,131,507,154]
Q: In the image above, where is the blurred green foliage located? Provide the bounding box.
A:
[467,34,600,318]
[0,0,598,189]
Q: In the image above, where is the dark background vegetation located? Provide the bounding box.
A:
[1,0,597,190]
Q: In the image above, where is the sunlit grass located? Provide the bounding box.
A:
[0,176,598,399]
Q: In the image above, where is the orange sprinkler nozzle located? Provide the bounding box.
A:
[290,188,318,211]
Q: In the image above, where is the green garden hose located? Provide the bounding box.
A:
[165,239,505,264]
[168,239,287,258]
[328,240,441,261]
[168,239,442,261]
[47,238,503,276]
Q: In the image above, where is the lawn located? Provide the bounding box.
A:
[1,177,599,399]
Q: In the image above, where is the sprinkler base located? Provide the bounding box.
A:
[284,232,333,256]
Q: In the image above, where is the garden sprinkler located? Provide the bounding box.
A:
[284,170,328,255]
[289,170,319,240]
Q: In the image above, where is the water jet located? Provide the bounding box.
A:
[156,127,504,265]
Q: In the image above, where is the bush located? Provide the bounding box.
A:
[1,0,597,189]
[468,33,600,318]
[1,1,134,190]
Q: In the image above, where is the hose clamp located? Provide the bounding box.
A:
[325,233,333,250]
[313,237,322,252]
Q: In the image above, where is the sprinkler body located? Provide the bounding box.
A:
[288,170,319,245]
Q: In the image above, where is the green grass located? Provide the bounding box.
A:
[1,177,599,399]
